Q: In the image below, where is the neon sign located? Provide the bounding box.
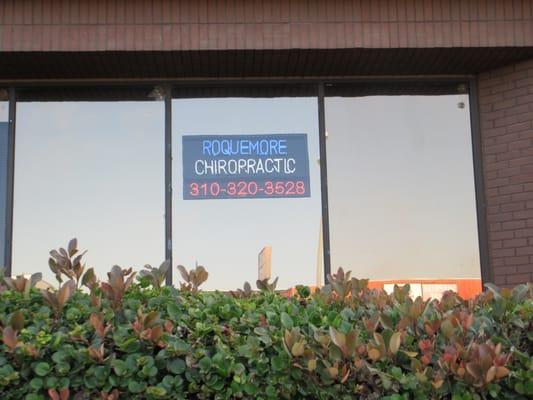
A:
[182,134,311,200]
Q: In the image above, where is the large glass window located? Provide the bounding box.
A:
[172,96,322,291]
[6,84,485,296]
[13,101,165,283]
[0,101,9,267]
[325,94,481,291]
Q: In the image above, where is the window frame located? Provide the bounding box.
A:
[2,77,490,286]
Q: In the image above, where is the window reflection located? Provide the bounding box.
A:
[0,101,7,121]
[172,97,321,291]
[325,95,481,295]
[13,101,165,283]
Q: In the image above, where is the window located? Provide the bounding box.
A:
[5,83,485,297]
[172,95,322,290]
[325,94,481,293]
[12,101,165,283]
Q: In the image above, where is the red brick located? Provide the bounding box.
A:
[506,274,531,284]
[515,93,533,105]
[497,166,521,177]
[502,220,526,230]
[503,238,528,248]
[499,184,524,195]
[516,246,533,256]
[484,143,508,155]
[491,230,515,240]
[509,155,533,167]
[487,212,513,223]
[491,248,515,258]
[510,175,533,185]
[516,77,533,88]
[490,222,502,232]
[494,132,526,145]
[485,159,509,172]
[486,177,509,188]
[504,255,530,265]
[494,266,517,276]
[516,265,533,274]
[490,81,516,94]
[509,139,533,150]
[512,191,533,202]
[501,202,525,212]
[507,121,532,134]
[504,103,531,117]
[488,194,512,205]
[492,240,503,249]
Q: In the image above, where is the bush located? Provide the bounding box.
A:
[0,240,532,399]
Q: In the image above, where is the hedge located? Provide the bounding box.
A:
[0,239,532,399]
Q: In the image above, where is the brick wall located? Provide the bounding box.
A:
[478,59,533,286]
[1,0,532,52]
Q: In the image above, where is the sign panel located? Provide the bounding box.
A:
[182,134,310,200]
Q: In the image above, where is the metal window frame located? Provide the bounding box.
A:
[3,76,491,288]
[164,86,173,285]
[468,79,492,286]
[317,83,332,281]
[2,89,16,276]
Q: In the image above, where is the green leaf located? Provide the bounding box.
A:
[51,351,68,364]
[118,337,141,353]
[29,378,43,390]
[244,382,259,395]
[55,362,70,375]
[271,355,286,372]
[266,385,277,397]
[280,312,293,329]
[45,375,58,389]
[198,356,212,371]
[111,359,128,377]
[167,358,186,375]
[515,382,525,394]
[34,362,51,377]
[525,380,533,395]
[25,395,44,400]
[128,380,147,393]
[146,386,167,397]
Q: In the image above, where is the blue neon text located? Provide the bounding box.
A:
[202,139,288,156]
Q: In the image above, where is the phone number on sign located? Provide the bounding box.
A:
[188,181,307,197]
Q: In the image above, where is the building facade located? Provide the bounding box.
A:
[1,0,533,289]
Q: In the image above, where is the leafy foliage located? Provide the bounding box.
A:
[100,265,136,311]
[48,239,86,287]
[256,276,279,292]
[138,261,170,289]
[0,248,531,399]
[176,265,208,292]
[40,280,76,316]
[0,267,42,300]
[230,281,253,299]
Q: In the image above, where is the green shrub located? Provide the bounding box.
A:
[0,240,531,399]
